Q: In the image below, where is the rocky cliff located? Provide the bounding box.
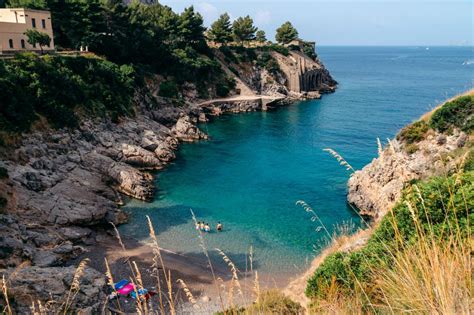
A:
[0,48,336,312]
[347,92,473,219]
[348,130,469,219]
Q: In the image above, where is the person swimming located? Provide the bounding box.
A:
[204,223,211,232]
[195,221,200,230]
[217,222,223,232]
[199,222,205,231]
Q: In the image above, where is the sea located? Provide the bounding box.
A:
[121,46,473,281]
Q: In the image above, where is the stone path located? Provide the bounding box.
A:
[197,94,284,106]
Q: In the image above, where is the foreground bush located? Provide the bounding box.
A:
[306,170,473,312]
[216,290,303,315]
[0,53,135,132]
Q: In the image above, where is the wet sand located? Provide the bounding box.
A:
[77,233,291,313]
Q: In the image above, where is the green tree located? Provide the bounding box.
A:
[275,21,298,44]
[208,13,232,44]
[24,29,51,54]
[46,0,105,50]
[6,0,46,9]
[178,6,206,48]
[232,15,257,43]
[256,30,267,43]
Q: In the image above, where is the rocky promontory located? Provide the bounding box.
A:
[348,91,473,219]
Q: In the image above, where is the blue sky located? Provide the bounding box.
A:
[160,0,473,46]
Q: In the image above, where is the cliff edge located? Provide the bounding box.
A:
[347,90,473,219]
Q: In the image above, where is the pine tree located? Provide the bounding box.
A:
[256,30,267,43]
[208,13,232,44]
[178,6,206,47]
[232,15,257,43]
[275,21,298,44]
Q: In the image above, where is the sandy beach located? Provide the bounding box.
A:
[74,231,292,313]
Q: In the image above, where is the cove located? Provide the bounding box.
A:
[121,46,474,280]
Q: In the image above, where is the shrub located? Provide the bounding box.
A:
[306,171,474,300]
[397,120,429,144]
[404,143,419,154]
[215,76,236,97]
[217,290,303,315]
[0,167,8,179]
[269,44,290,56]
[158,80,179,98]
[303,42,317,60]
[429,95,474,133]
[256,52,281,75]
[464,149,474,171]
[219,46,238,64]
[228,66,239,76]
[288,44,300,51]
[0,196,6,209]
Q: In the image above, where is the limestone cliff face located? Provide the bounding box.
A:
[347,129,469,220]
[272,51,337,95]
[214,48,337,101]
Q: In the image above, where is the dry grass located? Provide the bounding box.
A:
[306,167,472,314]
[376,236,471,313]
[323,148,355,172]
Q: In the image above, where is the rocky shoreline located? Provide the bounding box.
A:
[0,48,337,312]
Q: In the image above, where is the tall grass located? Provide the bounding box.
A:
[307,146,473,314]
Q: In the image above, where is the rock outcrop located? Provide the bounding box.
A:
[213,47,337,102]
[5,265,106,314]
[272,51,337,95]
[347,129,469,219]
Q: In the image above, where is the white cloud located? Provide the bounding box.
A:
[196,2,219,25]
[254,10,272,27]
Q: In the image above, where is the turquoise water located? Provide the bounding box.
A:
[122,47,473,278]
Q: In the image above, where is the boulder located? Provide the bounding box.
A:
[119,143,163,169]
[4,265,107,314]
[172,115,208,142]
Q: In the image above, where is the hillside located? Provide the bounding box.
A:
[0,1,337,313]
[286,92,473,313]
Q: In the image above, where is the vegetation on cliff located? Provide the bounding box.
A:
[306,94,473,313]
[430,94,474,133]
[0,53,135,132]
[307,171,472,295]
[397,94,473,153]
[0,0,323,137]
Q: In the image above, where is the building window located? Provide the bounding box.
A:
[21,39,25,49]
[33,43,36,48]
[32,18,36,28]
[8,39,13,49]
[42,19,46,28]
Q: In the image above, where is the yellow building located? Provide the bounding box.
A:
[0,8,55,54]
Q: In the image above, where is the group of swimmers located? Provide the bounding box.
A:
[196,221,223,233]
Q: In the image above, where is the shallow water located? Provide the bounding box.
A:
[122,46,473,279]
